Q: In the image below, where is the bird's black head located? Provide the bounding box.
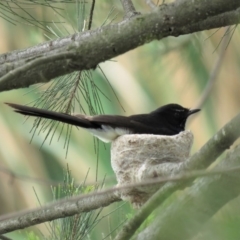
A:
[151,104,200,134]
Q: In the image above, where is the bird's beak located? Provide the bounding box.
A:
[188,108,201,116]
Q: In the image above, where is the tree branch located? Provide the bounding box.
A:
[1,163,240,234]
[120,0,140,18]
[145,0,156,9]
[0,190,121,234]
[0,0,239,92]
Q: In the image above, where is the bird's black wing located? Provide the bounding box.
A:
[88,113,175,135]
[83,114,133,129]
[128,114,178,135]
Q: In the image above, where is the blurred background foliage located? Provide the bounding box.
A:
[0,0,240,239]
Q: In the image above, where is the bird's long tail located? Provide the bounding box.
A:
[5,103,94,129]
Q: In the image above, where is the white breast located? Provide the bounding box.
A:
[88,125,131,143]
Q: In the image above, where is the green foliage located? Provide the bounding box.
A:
[1,1,240,240]
[25,231,41,240]
[46,166,103,240]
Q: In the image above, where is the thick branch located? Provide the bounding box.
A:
[0,0,239,92]
[1,163,240,234]
[0,190,120,234]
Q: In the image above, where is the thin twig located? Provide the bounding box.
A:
[0,167,62,186]
[145,0,156,9]
[194,26,231,109]
[0,166,116,187]
[120,0,140,19]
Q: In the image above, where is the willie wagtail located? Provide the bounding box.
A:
[6,103,200,143]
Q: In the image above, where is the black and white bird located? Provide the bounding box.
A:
[6,103,200,143]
